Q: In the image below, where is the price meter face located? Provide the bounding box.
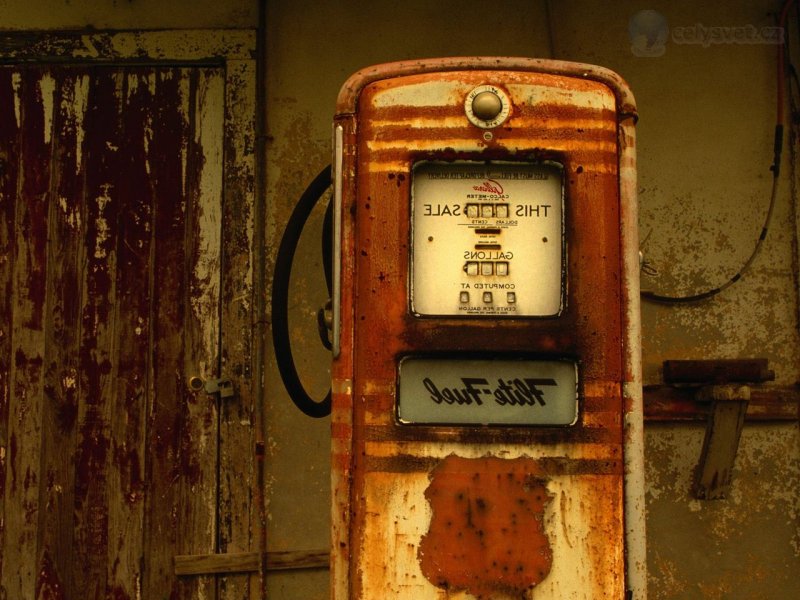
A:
[411,161,564,317]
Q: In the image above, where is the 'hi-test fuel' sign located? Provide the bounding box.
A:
[398,357,578,426]
[411,162,564,317]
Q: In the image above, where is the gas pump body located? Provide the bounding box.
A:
[330,58,643,599]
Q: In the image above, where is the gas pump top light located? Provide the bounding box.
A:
[465,84,511,128]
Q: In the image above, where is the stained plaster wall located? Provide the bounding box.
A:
[0,0,257,30]
[0,0,797,599]
[547,3,800,597]
[264,1,799,599]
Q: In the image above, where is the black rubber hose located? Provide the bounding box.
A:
[315,199,334,350]
[271,165,332,418]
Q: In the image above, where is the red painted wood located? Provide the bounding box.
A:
[7,67,52,600]
[0,64,235,600]
[37,69,86,600]
[0,66,21,598]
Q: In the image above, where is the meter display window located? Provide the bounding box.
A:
[410,161,564,317]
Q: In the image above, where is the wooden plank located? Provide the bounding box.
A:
[143,67,193,600]
[0,65,20,596]
[174,550,329,576]
[3,67,51,600]
[72,67,123,599]
[175,552,261,576]
[181,67,225,600]
[266,550,329,572]
[0,67,20,600]
[179,66,224,598]
[663,359,774,384]
[0,30,255,63]
[36,68,86,598]
[142,67,220,600]
[104,69,154,599]
[217,58,257,600]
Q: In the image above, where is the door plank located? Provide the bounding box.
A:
[142,68,221,600]
[72,67,123,599]
[217,58,257,600]
[36,69,87,599]
[179,66,224,599]
[4,68,51,600]
[182,66,225,583]
[0,67,20,599]
[104,70,155,599]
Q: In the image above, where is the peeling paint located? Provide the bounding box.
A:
[57,196,81,230]
[12,72,21,128]
[38,74,55,145]
[70,75,90,173]
[190,69,224,366]
[1,37,255,599]
[93,184,113,259]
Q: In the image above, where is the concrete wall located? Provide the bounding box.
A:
[1,0,797,598]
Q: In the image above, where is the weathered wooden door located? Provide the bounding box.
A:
[0,63,253,599]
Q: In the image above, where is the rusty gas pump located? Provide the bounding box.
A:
[283,57,646,599]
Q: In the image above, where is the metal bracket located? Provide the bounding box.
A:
[692,384,750,500]
[661,359,772,500]
[204,377,235,399]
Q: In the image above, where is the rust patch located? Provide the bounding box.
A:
[419,455,553,598]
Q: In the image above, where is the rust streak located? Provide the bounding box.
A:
[363,453,623,475]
